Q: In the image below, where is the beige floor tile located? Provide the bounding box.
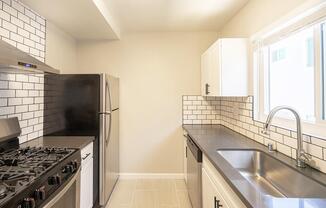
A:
[132,190,158,208]
[106,179,192,208]
[175,179,187,190]
[176,190,192,208]
[107,180,136,207]
[135,179,158,190]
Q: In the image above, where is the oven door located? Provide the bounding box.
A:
[43,168,81,208]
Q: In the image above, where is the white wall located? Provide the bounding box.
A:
[218,0,308,38]
[69,32,217,174]
[217,0,311,95]
[45,21,77,72]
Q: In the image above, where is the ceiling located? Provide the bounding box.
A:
[106,0,249,32]
[21,0,121,40]
[21,0,249,40]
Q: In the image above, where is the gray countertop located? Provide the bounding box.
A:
[183,124,326,208]
[21,136,95,149]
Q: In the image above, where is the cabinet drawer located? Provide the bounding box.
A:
[81,142,93,165]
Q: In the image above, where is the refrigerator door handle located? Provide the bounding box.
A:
[106,113,112,146]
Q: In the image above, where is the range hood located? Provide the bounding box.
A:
[0,39,60,74]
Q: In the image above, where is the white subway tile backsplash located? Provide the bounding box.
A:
[0,10,10,21]
[10,16,23,28]
[17,12,29,23]
[2,20,17,32]
[28,104,38,111]
[0,1,46,62]
[28,90,38,97]
[34,123,42,131]
[0,71,45,143]
[303,142,323,159]
[15,104,27,113]
[182,95,326,174]
[24,8,35,20]
[3,3,17,17]
[34,110,42,117]
[21,126,33,135]
[8,97,22,105]
[22,111,33,119]
[22,82,33,89]
[0,106,14,115]
[276,143,292,157]
[11,1,24,13]
[16,74,28,82]
[0,80,8,89]
[0,98,7,106]
[0,89,15,97]
[22,97,33,104]
[28,117,38,125]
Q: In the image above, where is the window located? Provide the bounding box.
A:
[263,26,315,121]
[253,4,326,135]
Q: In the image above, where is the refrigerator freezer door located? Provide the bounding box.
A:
[106,75,119,111]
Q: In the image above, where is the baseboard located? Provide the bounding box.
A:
[119,173,185,179]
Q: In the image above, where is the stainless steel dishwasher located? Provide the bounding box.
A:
[186,135,202,208]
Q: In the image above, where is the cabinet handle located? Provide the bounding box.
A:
[186,146,187,158]
[82,153,91,160]
[214,196,223,208]
[205,83,210,95]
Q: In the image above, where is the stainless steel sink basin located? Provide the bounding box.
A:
[217,149,326,198]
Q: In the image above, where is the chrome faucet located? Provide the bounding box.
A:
[261,106,310,168]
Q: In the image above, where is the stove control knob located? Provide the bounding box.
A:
[34,187,46,200]
[63,165,74,173]
[55,175,62,185]
[48,176,57,185]
[22,197,35,208]
[71,160,78,170]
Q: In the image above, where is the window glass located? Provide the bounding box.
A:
[264,27,315,121]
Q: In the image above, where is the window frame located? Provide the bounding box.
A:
[253,3,326,138]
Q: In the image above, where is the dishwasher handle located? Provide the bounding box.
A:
[186,136,202,163]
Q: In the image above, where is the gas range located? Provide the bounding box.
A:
[0,118,81,208]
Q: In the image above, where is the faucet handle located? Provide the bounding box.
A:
[299,151,311,162]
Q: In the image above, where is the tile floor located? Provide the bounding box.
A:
[106,179,193,208]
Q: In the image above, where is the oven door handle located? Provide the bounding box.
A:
[43,167,81,208]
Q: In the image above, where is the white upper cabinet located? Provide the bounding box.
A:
[201,38,248,96]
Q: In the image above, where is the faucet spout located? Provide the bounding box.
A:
[262,106,308,168]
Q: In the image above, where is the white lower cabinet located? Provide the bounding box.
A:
[202,155,246,208]
[80,142,94,208]
[184,135,188,183]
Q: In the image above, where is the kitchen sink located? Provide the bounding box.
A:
[217,149,326,198]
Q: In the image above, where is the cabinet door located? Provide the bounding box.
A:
[201,50,211,96]
[209,41,221,96]
[220,38,248,96]
[81,158,94,208]
[202,168,229,208]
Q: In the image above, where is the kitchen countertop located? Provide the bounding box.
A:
[21,136,95,149]
[183,124,326,208]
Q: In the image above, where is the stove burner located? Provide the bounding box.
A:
[0,146,76,205]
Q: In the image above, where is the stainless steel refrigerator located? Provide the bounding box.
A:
[99,75,120,206]
[43,74,119,208]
